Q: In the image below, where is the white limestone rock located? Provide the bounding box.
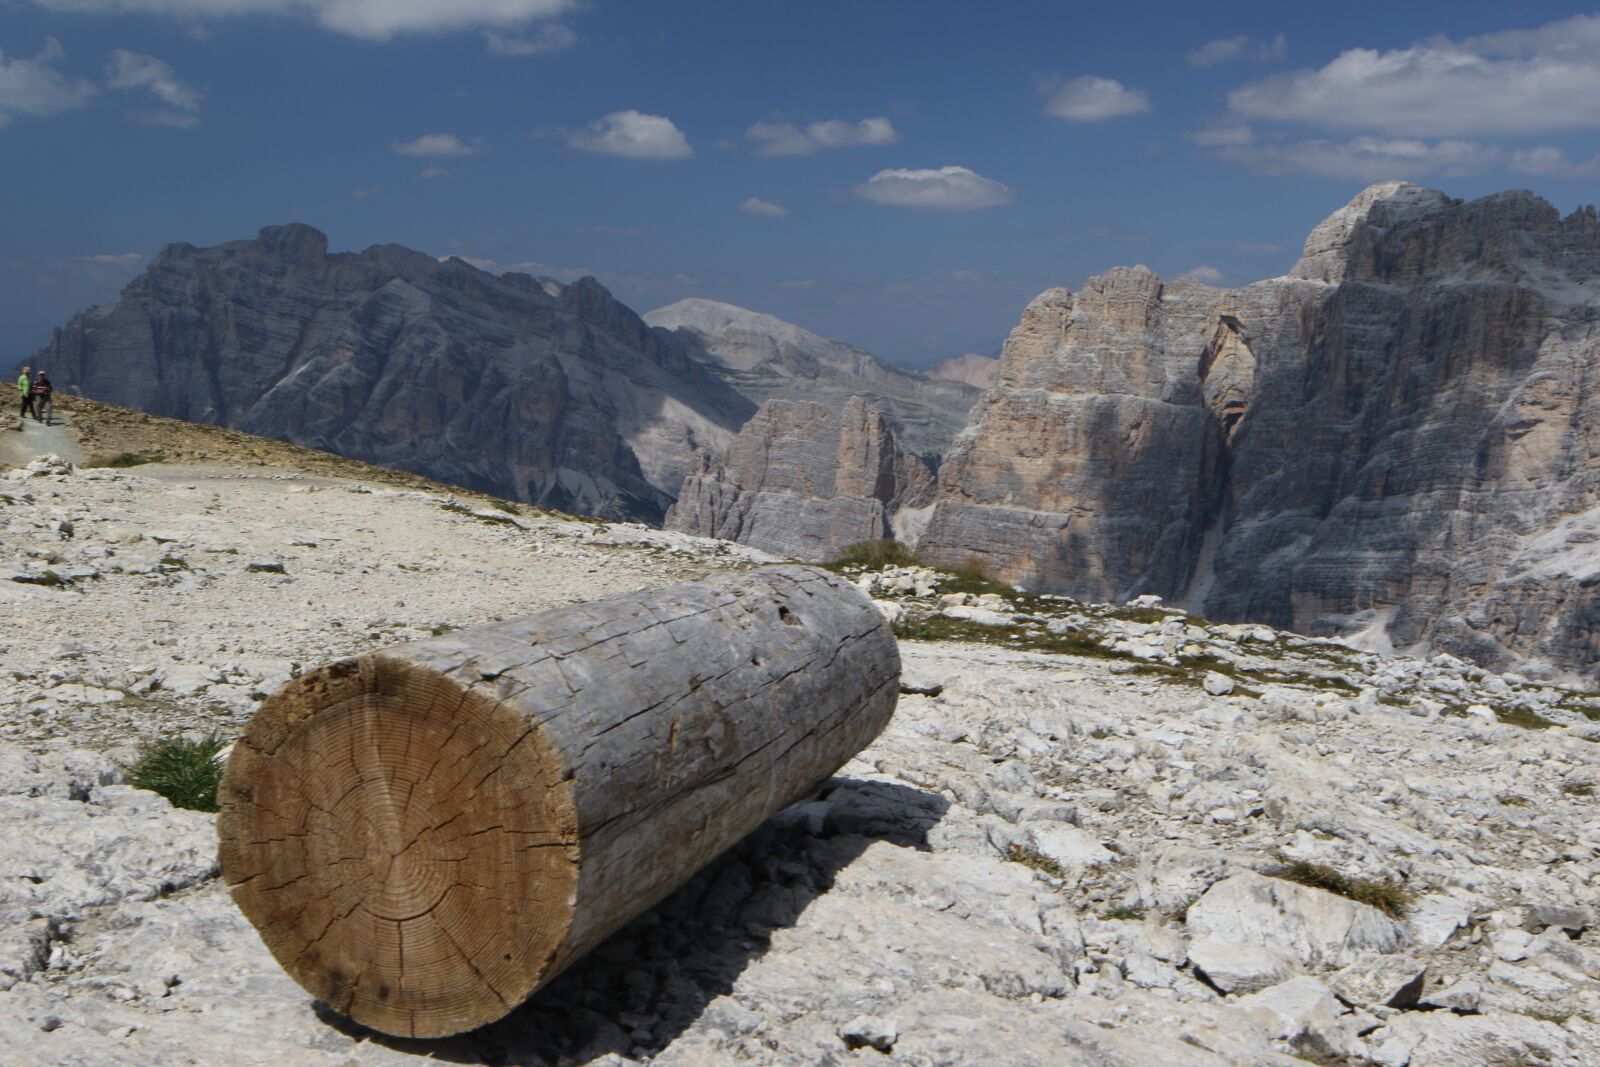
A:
[1186,872,1408,969]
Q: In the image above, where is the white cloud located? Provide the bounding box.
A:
[1213,136,1504,179]
[418,164,448,180]
[484,22,574,56]
[1041,75,1150,122]
[1227,16,1600,137]
[391,132,478,156]
[27,0,579,42]
[739,197,787,218]
[568,110,692,160]
[352,184,383,199]
[1231,242,1284,254]
[1187,34,1286,67]
[744,116,899,156]
[106,50,202,112]
[1508,145,1600,178]
[1179,265,1225,284]
[0,38,96,125]
[854,166,1014,212]
[83,251,144,266]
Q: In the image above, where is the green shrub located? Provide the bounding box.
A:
[1495,706,1557,730]
[1102,905,1146,921]
[826,539,921,571]
[95,451,165,468]
[129,732,227,813]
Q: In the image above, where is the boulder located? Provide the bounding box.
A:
[1188,936,1298,995]
[1186,872,1408,968]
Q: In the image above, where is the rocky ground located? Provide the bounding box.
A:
[2,435,1600,1066]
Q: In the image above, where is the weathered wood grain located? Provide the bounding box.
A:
[217,565,899,1038]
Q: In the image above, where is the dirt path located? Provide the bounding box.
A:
[0,404,85,468]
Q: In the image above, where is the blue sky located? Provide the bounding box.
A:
[3,1,1600,366]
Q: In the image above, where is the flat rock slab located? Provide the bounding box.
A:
[1187,872,1407,969]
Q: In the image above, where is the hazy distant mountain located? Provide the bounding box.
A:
[35,225,753,523]
[927,353,999,390]
[644,298,980,459]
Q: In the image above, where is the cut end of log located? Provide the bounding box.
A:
[217,655,578,1038]
[219,566,899,1039]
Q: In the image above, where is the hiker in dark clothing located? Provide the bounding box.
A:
[32,371,53,425]
[17,366,35,422]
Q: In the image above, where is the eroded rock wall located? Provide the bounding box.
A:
[665,396,933,561]
[918,183,1600,679]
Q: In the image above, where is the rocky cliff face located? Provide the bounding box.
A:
[34,225,754,522]
[918,183,1600,680]
[645,298,980,459]
[665,396,934,560]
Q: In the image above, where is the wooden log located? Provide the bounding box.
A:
[217,565,899,1038]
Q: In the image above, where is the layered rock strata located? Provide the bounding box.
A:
[916,183,1600,679]
[665,396,933,560]
[34,225,754,522]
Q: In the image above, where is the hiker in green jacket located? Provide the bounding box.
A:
[17,366,35,422]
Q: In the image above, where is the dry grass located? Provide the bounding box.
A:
[1007,844,1066,879]
[1270,860,1411,918]
[58,395,576,519]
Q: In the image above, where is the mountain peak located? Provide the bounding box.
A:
[255,224,329,264]
[1291,182,1450,282]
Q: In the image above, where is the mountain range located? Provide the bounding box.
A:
[27,183,1600,681]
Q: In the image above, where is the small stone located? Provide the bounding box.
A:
[1189,936,1298,994]
[246,560,286,574]
[838,1015,898,1053]
[1203,671,1235,696]
[1419,977,1481,1014]
[1523,904,1592,934]
[38,1015,63,1033]
[1330,956,1428,1009]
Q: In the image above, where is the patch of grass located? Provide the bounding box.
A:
[158,555,189,570]
[441,501,520,527]
[1561,782,1595,797]
[1102,905,1146,921]
[1498,793,1531,807]
[892,613,1136,664]
[1495,706,1557,731]
[91,450,165,468]
[490,499,519,515]
[1007,844,1066,879]
[825,539,921,572]
[1110,605,1179,625]
[128,732,227,813]
[1270,860,1411,918]
[1088,726,1112,740]
[429,624,456,637]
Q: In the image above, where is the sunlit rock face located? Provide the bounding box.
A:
[666,396,934,561]
[918,183,1600,680]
